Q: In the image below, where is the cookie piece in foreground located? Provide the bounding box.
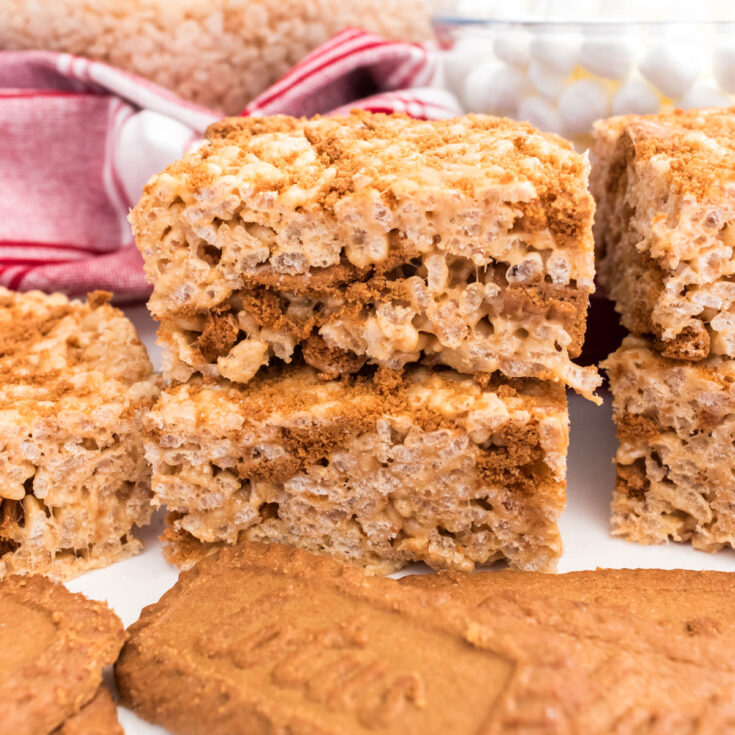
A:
[116,541,735,735]
[0,288,160,580]
[131,112,599,399]
[603,335,735,550]
[145,366,568,573]
[402,568,735,639]
[592,107,735,361]
[0,575,124,735]
[52,687,122,735]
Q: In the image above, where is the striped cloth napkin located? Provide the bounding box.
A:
[0,28,460,299]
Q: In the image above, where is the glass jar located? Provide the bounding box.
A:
[434,4,735,147]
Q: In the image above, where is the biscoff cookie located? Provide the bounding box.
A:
[52,688,122,735]
[402,567,735,640]
[131,112,599,399]
[117,541,735,734]
[0,574,124,735]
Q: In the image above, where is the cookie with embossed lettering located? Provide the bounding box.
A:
[117,541,735,734]
[0,574,125,735]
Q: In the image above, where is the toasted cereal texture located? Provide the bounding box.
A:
[603,334,735,551]
[592,107,735,361]
[117,541,735,735]
[53,687,123,735]
[0,288,160,580]
[0,1,431,113]
[402,568,735,640]
[0,574,124,735]
[132,112,599,399]
[145,365,568,574]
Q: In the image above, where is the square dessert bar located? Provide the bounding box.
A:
[145,366,568,574]
[592,107,735,361]
[603,335,735,551]
[132,112,599,399]
[0,288,160,580]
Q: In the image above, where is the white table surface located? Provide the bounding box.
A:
[68,304,735,734]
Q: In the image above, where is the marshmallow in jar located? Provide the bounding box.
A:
[435,0,735,148]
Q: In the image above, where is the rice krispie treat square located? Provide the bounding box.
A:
[603,334,735,551]
[592,107,735,361]
[0,288,160,580]
[131,112,599,399]
[145,366,568,574]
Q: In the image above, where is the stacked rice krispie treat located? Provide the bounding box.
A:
[133,111,598,573]
[0,289,160,580]
[593,107,735,550]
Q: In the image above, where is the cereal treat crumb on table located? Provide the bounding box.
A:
[603,335,735,551]
[0,288,160,580]
[132,112,599,400]
[592,107,735,361]
[145,366,568,573]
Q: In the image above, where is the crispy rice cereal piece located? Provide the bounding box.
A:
[603,334,735,551]
[145,365,568,573]
[0,574,124,735]
[132,112,599,399]
[592,107,735,361]
[0,288,160,580]
[117,541,735,735]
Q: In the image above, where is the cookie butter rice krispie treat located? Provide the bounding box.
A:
[0,288,160,580]
[0,1,431,114]
[131,112,600,399]
[145,366,568,573]
[592,107,735,361]
[603,335,735,552]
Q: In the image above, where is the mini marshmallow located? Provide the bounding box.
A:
[462,60,526,115]
[639,43,700,99]
[612,76,660,116]
[494,29,532,68]
[713,45,735,94]
[443,34,496,91]
[558,79,610,135]
[116,110,196,205]
[528,60,566,99]
[678,83,731,109]
[579,34,637,79]
[518,96,563,135]
[529,32,581,75]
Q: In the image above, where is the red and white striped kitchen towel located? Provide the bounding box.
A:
[0,29,459,299]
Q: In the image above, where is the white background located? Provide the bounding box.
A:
[70,305,735,734]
